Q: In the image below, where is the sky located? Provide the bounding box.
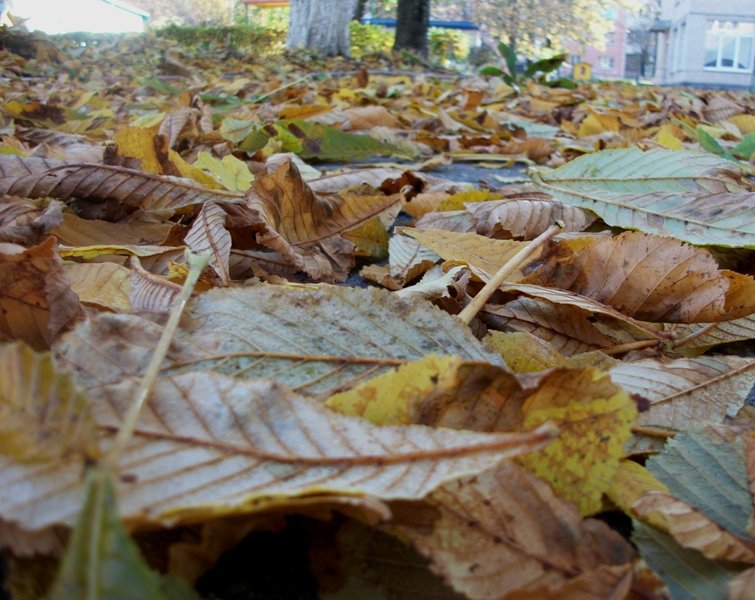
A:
[9,0,148,34]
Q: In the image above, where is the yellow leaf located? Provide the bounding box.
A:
[607,460,669,531]
[517,368,637,515]
[325,354,462,425]
[0,342,98,462]
[436,189,501,212]
[728,114,755,135]
[485,331,566,372]
[343,217,389,259]
[194,151,254,192]
[114,126,164,174]
[656,125,683,150]
[64,262,132,311]
[578,113,620,138]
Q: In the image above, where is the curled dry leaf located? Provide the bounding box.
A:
[389,462,634,600]
[0,237,81,350]
[523,231,755,322]
[0,342,98,463]
[183,202,231,284]
[51,212,173,247]
[244,160,402,280]
[129,257,182,313]
[159,107,199,149]
[466,198,596,240]
[0,197,63,245]
[0,372,555,530]
[0,155,243,214]
[482,296,639,356]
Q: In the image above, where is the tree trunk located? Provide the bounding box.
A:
[353,0,367,21]
[393,0,430,57]
[287,0,357,57]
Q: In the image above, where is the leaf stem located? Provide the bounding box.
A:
[104,251,210,468]
[458,224,561,326]
[631,425,677,438]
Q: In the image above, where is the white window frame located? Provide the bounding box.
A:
[704,21,754,73]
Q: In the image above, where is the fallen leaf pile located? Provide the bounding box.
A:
[1,29,754,599]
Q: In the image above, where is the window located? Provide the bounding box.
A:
[598,56,615,69]
[606,31,616,45]
[673,23,685,72]
[570,54,582,66]
[704,21,754,71]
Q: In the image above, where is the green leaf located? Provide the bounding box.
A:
[276,120,407,161]
[49,467,199,600]
[479,65,504,77]
[646,429,751,540]
[523,53,567,79]
[219,117,258,144]
[697,126,738,162]
[633,521,745,600]
[531,148,753,247]
[194,151,253,192]
[497,41,518,80]
[732,133,755,160]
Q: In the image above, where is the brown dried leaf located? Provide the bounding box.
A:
[184,202,231,284]
[633,491,755,564]
[244,160,401,280]
[389,462,634,599]
[523,231,755,322]
[0,238,80,350]
[129,257,182,313]
[0,371,554,530]
[611,356,755,433]
[0,155,243,214]
[0,198,63,245]
[158,107,198,149]
[51,213,172,247]
[466,198,596,240]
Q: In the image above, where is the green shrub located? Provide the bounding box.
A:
[154,23,285,55]
[349,22,393,59]
[428,28,468,63]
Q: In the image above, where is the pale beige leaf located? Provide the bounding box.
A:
[0,342,97,462]
[184,202,231,283]
[633,491,755,564]
[57,284,505,399]
[466,198,596,240]
[0,372,554,530]
[387,233,439,283]
[395,266,467,301]
[415,209,478,233]
[158,107,198,149]
[611,356,755,432]
[64,262,131,311]
[669,316,755,355]
[0,238,81,350]
[0,155,243,213]
[390,462,634,599]
[402,228,528,278]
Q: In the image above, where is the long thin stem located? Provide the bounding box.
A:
[104,252,210,468]
[458,224,561,325]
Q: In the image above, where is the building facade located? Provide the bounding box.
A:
[563,6,629,79]
[653,0,755,88]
